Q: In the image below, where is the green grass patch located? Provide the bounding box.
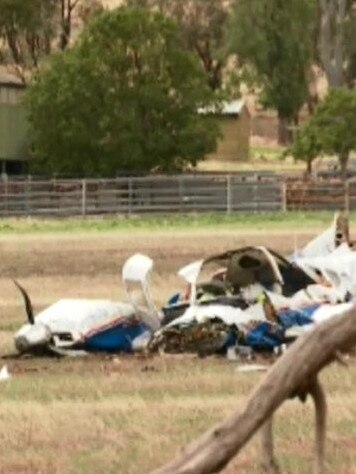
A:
[250,144,285,159]
[0,211,351,235]
[196,144,305,172]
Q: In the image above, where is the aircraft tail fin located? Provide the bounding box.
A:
[13,280,35,325]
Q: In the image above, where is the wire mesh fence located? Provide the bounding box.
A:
[0,175,353,217]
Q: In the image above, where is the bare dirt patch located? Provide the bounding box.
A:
[0,230,311,278]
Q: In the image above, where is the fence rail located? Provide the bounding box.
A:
[0,175,354,217]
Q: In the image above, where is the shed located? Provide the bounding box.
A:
[199,100,250,162]
[0,72,28,174]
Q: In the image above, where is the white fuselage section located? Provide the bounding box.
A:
[14,299,137,352]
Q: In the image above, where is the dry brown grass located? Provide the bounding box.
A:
[0,229,355,473]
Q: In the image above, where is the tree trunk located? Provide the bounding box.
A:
[277,114,292,145]
[309,378,327,474]
[306,158,313,176]
[59,0,77,50]
[339,151,349,181]
[307,66,322,114]
[318,0,347,87]
[260,416,280,474]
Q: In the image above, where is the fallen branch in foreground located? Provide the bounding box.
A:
[152,305,356,474]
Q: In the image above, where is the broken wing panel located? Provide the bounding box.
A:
[35,299,136,337]
[297,212,349,259]
[122,253,162,331]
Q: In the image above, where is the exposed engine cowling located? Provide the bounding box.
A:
[14,323,51,353]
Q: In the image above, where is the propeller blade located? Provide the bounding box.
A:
[13,280,35,325]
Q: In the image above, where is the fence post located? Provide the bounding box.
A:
[179,177,184,213]
[25,178,30,216]
[81,179,87,216]
[128,178,133,216]
[226,175,232,214]
[28,175,32,215]
[344,180,350,213]
[281,181,287,212]
[4,175,8,216]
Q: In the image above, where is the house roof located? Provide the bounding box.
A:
[0,71,25,89]
[198,99,246,116]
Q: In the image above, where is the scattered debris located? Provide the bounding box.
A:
[12,212,356,361]
[236,364,268,373]
[0,365,10,381]
[13,254,160,356]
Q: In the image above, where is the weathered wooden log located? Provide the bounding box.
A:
[260,416,280,474]
[309,378,327,474]
[260,377,327,474]
[152,305,356,474]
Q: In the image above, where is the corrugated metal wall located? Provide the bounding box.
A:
[0,86,28,161]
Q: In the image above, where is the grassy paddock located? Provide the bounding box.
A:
[0,211,351,235]
[0,217,355,473]
[1,356,356,473]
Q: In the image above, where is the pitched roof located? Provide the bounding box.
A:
[0,69,25,89]
[198,99,247,116]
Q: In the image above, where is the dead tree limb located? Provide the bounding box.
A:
[309,378,327,474]
[260,377,327,474]
[152,305,356,474]
[260,416,280,474]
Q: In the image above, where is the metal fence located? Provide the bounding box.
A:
[0,175,354,217]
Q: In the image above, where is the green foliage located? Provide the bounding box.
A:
[0,212,346,235]
[310,88,356,158]
[344,6,356,86]
[26,7,219,176]
[317,0,356,88]
[290,88,356,175]
[0,0,54,31]
[288,121,321,173]
[229,0,316,120]
[126,0,233,92]
[0,0,57,73]
[0,0,101,76]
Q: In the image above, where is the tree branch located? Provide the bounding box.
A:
[309,378,327,474]
[152,304,356,474]
[260,416,280,474]
[69,0,81,13]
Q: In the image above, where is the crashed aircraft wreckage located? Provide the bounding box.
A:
[13,254,161,355]
[13,213,355,357]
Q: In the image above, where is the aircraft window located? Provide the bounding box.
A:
[239,255,261,269]
[54,333,73,342]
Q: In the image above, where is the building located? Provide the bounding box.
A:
[199,100,251,162]
[0,72,28,175]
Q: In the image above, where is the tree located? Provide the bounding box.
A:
[58,0,101,51]
[310,88,356,178]
[26,7,219,177]
[0,0,103,82]
[291,88,356,178]
[0,0,56,81]
[126,0,233,92]
[229,0,317,144]
[317,0,356,88]
[288,121,322,175]
[343,0,356,87]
